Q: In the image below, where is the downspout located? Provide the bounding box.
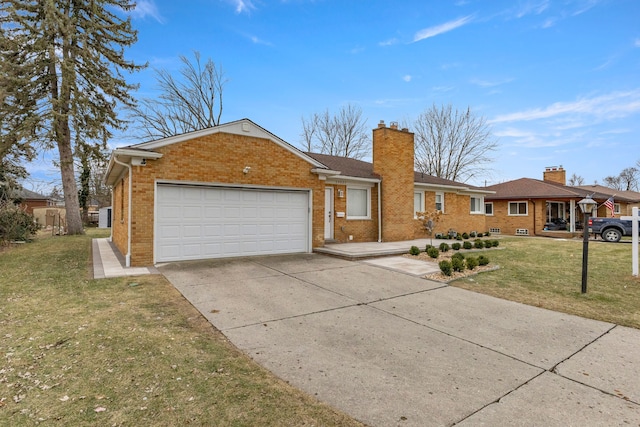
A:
[530,199,536,235]
[109,188,114,242]
[377,180,382,242]
[113,156,132,267]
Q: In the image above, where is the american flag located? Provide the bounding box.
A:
[604,196,615,217]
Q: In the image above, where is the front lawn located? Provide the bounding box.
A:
[0,230,364,426]
[450,236,640,329]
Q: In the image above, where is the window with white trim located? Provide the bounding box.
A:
[508,201,528,216]
[414,191,424,218]
[614,203,621,214]
[470,196,483,214]
[485,202,494,216]
[435,192,444,213]
[347,187,371,219]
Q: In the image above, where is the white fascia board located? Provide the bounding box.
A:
[327,175,381,185]
[414,182,495,195]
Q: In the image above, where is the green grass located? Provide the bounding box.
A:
[0,230,364,426]
[450,236,640,329]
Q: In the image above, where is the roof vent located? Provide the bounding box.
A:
[242,122,250,132]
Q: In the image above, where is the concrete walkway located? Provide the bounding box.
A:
[159,254,640,427]
[92,238,158,279]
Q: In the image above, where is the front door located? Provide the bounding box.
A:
[324,187,333,240]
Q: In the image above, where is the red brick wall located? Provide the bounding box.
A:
[416,191,487,237]
[326,183,379,242]
[373,123,415,241]
[116,132,325,266]
[485,200,545,235]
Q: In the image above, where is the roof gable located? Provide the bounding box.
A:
[127,118,326,169]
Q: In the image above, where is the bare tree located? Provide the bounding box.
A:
[133,51,227,140]
[603,175,622,190]
[300,104,370,159]
[619,167,639,191]
[568,173,585,186]
[413,104,497,182]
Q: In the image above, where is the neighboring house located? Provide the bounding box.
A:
[104,118,492,267]
[484,166,639,236]
[573,184,640,217]
[14,188,53,214]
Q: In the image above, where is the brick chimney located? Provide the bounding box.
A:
[543,166,566,185]
[373,121,415,241]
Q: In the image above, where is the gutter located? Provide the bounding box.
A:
[113,155,132,267]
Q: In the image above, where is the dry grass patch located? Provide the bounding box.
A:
[448,237,640,329]
[0,229,364,426]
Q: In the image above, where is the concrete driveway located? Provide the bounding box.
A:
[158,254,640,427]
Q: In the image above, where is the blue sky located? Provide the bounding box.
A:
[25,0,640,190]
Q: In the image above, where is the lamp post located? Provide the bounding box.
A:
[577,196,597,294]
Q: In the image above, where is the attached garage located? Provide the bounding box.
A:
[155,184,311,262]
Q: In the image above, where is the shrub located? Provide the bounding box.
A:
[456,234,463,241]
[474,239,484,249]
[463,241,472,250]
[439,260,453,276]
[451,252,465,261]
[439,242,450,252]
[485,231,491,237]
[466,256,479,270]
[492,240,500,247]
[409,245,421,256]
[0,202,40,243]
[425,244,433,251]
[451,256,465,272]
[462,232,469,239]
[435,233,443,239]
[469,231,477,238]
[483,240,493,248]
[451,242,461,250]
[426,246,440,258]
[478,255,490,266]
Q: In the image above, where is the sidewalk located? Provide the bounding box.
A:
[92,238,158,279]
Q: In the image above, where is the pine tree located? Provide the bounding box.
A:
[0,0,144,234]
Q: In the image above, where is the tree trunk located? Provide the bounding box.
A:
[58,122,84,235]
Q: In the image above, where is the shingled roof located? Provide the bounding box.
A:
[305,152,489,192]
[486,178,637,202]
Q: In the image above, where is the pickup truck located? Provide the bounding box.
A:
[589,217,637,242]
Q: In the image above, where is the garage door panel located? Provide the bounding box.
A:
[156,185,309,262]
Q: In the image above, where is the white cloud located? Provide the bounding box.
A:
[514,0,549,18]
[131,0,164,23]
[490,90,640,124]
[379,38,399,47]
[248,35,273,46]
[413,15,473,42]
[403,75,412,82]
[470,77,513,88]
[230,0,256,13]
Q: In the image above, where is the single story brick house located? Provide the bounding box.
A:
[14,188,53,214]
[104,118,492,266]
[484,166,640,236]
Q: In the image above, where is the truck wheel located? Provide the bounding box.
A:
[601,228,622,243]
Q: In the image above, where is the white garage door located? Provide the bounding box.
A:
[155,185,310,262]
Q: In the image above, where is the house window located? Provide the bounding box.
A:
[470,196,483,214]
[414,192,424,218]
[347,187,370,219]
[508,201,528,216]
[485,202,494,216]
[435,192,444,213]
[614,203,621,214]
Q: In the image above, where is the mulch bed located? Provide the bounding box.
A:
[403,249,500,282]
